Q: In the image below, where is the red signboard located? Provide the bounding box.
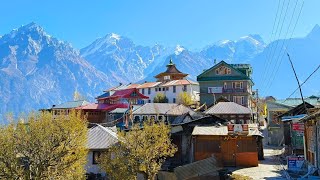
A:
[292,123,304,132]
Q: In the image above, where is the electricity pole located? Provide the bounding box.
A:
[287,53,307,113]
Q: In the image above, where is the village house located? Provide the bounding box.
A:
[51,100,90,117]
[192,124,263,167]
[300,109,320,171]
[204,101,253,124]
[86,124,118,179]
[265,100,292,146]
[279,102,314,155]
[104,59,200,105]
[131,103,195,124]
[77,88,149,124]
[197,60,254,108]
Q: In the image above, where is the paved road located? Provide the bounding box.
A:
[230,146,287,180]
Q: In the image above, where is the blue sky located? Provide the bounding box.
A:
[0,0,319,49]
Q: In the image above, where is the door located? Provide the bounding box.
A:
[221,138,236,166]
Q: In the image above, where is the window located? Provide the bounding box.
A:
[142,116,148,121]
[215,66,231,75]
[166,87,169,91]
[150,116,156,121]
[224,82,227,89]
[183,85,187,92]
[234,82,243,89]
[159,88,161,91]
[164,75,170,80]
[155,88,158,92]
[173,98,176,103]
[233,96,245,105]
[148,100,151,103]
[173,85,176,93]
[163,87,165,91]
[92,151,101,164]
[158,115,164,121]
[142,88,145,94]
[241,96,245,105]
[148,88,151,94]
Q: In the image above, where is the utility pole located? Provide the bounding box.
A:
[287,53,307,114]
[256,89,259,124]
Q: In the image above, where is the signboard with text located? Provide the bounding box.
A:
[208,87,223,94]
[287,156,304,171]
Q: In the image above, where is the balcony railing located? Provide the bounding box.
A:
[223,88,247,93]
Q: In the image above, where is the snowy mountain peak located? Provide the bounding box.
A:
[175,45,185,55]
[110,33,120,40]
[238,34,265,46]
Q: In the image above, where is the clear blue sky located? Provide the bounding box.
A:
[0,0,319,49]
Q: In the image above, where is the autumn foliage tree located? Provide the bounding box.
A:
[0,111,88,179]
[153,93,168,103]
[99,120,177,180]
[177,92,193,106]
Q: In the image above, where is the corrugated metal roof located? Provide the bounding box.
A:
[192,125,263,137]
[132,103,178,115]
[109,105,142,114]
[174,156,219,180]
[76,103,128,110]
[166,104,195,116]
[52,100,90,109]
[87,125,118,150]
[137,82,162,88]
[276,96,320,107]
[192,126,228,135]
[205,102,252,115]
[161,79,198,87]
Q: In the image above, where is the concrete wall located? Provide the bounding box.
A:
[139,84,200,103]
[85,151,106,176]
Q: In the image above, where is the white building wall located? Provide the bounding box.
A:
[139,84,199,103]
[85,151,106,176]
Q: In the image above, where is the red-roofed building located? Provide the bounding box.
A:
[78,88,149,124]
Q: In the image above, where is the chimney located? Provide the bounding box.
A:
[119,82,122,86]
[214,59,217,65]
[145,81,147,83]
[52,105,56,108]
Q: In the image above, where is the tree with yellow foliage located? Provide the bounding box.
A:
[99,120,177,180]
[177,92,192,106]
[0,111,88,179]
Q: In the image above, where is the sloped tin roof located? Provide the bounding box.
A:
[205,102,252,115]
[52,100,90,109]
[87,125,118,149]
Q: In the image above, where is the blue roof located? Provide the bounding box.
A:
[282,114,307,122]
[97,92,110,99]
[52,100,89,109]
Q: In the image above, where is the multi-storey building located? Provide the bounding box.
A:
[197,60,254,108]
[138,59,199,104]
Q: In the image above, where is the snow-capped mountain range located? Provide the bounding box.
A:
[1,22,320,121]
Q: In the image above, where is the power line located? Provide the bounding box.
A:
[259,0,282,84]
[262,0,304,96]
[263,0,301,95]
[262,0,292,94]
[259,0,287,89]
[283,64,320,102]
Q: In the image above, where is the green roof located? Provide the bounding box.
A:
[197,60,253,84]
[52,100,89,109]
[197,76,252,81]
[276,97,320,107]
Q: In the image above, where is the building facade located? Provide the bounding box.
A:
[197,61,253,108]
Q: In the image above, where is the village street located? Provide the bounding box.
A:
[230,146,288,180]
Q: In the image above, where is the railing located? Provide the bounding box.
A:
[223,88,247,93]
